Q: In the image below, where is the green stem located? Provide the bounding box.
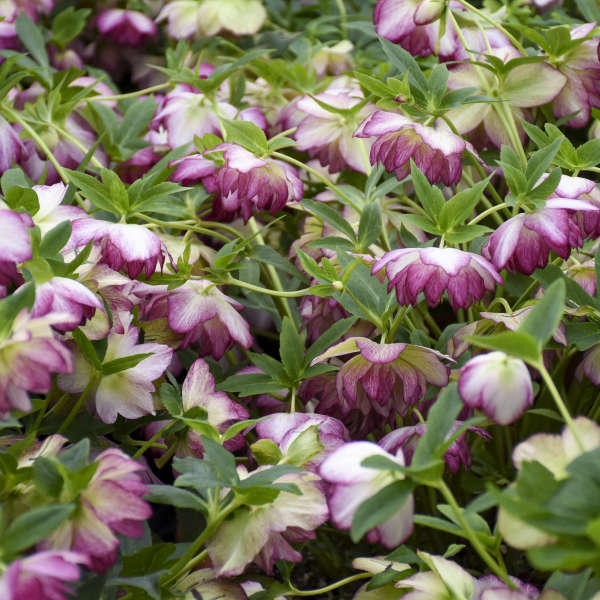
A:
[133,213,232,243]
[287,573,371,596]
[271,151,361,213]
[468,202,509,226]
[227,276,311,298]
[537,363,585,452]
[132,421,174,460]
[334,0,348,38]
[50,122,105,169]
[58,375,99,434]
[437,480,514,587]
[84,82,170,103]
[387,306,409,341]
[247,216,296,323]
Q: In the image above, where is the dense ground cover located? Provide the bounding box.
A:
[1,0,600,598]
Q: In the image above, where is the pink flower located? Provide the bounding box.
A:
[299,293,351,344]
[311,337,450,435]
[0,550,89,600]
[206,143,303,222]
[146,358,249,457]
[255,412,349,470]
[355,110,466,185]
[0,116,24,173]
[31,277,103,332]
[481,208,583,275]
[458,351,534,425]
[319,441,414,548]
[0,310,73,417]
[97,9,157,45]
[141,279,253,357]
[29,183,87,237]
[0,209,32,295]
[373,247,502,310]
[552,23,600,128]
[207,469,328,576]
[58,319,173,423]
[294,82,376,174]
[67,219,169,279]
[41,449,152,572]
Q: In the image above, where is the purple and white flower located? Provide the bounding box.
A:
[0,311,73,418]
[97,9,157,45]
[41,448,152,572]
[458,351,534,425]
[58,319,173,423]
[206,143,303,222]
[255,412,349,469]
[207,469,328,576]
[0,116,24,174]
[294,81,376,174]
[67,219,169,279]
[0,550,89,600]
[373,247,502,310]
[312,337,450,434]
[354,110,466,185]
[319,441,414,548]
[28,183,87,236]
[141,279,253,357]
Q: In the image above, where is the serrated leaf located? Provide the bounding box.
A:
[222,119,268,155]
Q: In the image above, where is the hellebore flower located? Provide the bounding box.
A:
[481,208,584,275]
[206,469,328,576]
[312,40,354,77]
[97,9,157,45]
[474,575,541,600]
[445,48,566,149]
[0,550,89,600]
[354,110,466,185]
[207,143,303,222]
[552,23,600,128]
[373,247,502,310]
[157,0,266,39]
[0,116,23,174]
[41,448,152,572]
[299,292,352,344]
[146,358,249,457]
[28,183,87,236]
[319,441,414,548]
[498,417,600,549]
[58,319,173,423]
[31,277,104,332]
[156,87,264,149]
[575,342,600,387]
[379,421,489,473]
[0,310,73,418]
[0,208,32,295]
[312,337,450,435]
[395,551,475,599]
[141,279,253,357]
[458,351,534,425]
[67,218,169,279]
[255,412,349,469]
[294,81,376,174]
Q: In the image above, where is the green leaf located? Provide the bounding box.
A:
[281,425,323,466]
[280,317,305,380]
[248,352,288,383]
[440,178,489,229]
[2,503,75,556]
[15,13,49,70]
[72,328,102,370]
[251,438,283,465]
[200,436,239,485]
[222,119,268,155]
[519,278,565,348]
[358,202,383,250]
[101,353,152,375]
[250,245,309,283]
[577,139,600,169]
[412,382,462,468]
[58,438,90,470]
[301,198,356,241]
[50,7,90,50]
[0,283,35,339]
[525,137,563,188]
[351,480,414,542]
[160,382,182,417]
[222,418,262,442]
[33,457,63,497]
[66,170,121,215]
[379,38,427,93]
[39,220,72,257]
[467,331,541,364]
[145,485,205,510]
[5,186,40,215]
[410,161,445,220]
